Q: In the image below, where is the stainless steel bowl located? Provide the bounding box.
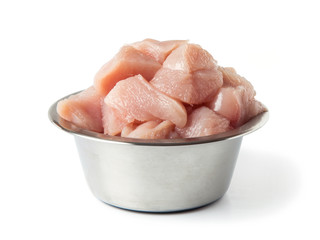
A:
[48,92,268,212]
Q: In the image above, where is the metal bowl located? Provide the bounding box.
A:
[48,91,268,212]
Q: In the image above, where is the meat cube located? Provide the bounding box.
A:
[94,45,161,95]
[132,39,187,64]
[121,120,175,139]
[57,87,103,132]
[208,86,266,127]
[151,43,222,104]
[163,43,217,72]
[104,75,187,131]
[176,106,231,138]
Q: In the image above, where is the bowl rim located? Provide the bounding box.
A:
[48,91,269,146]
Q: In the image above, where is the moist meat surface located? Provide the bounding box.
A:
[57,39,266,139]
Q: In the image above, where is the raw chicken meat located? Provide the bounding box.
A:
[151,43,222,104]
[104,74,187,131]
[246,99,267,123]
[218,66,255,99]
[57,87,103,133]
[121,120,175,139]
[207,66,266,128]
[163,43,216,72]
[132,39,187,64]
[94,45,161,95]
[57,39,266,139]
[151,68,222,104]
[176,106,231,138]
[101,104,129,136]
[208,86,265,128]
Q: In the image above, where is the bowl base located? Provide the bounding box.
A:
[99,196,223,213]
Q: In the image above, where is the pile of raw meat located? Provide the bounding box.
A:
[57,39,266,139]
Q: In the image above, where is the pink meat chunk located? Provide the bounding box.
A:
[101,103,129,136]
[208,86,266,128]
[121,120,175,139]
[151,43,222,105]
[151,68,222,104]
[132,39,188,64]
[94,45,162,96]
[176,106,231,138]
[167,130,181,139]
[56,39,266,139]
[247,99,267,122]
[104,75,187,131]
[57,86,103,133]
[163,43,217,72]
[219,66,256,99]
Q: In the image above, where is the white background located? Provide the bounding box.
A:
[1,0,319,239]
